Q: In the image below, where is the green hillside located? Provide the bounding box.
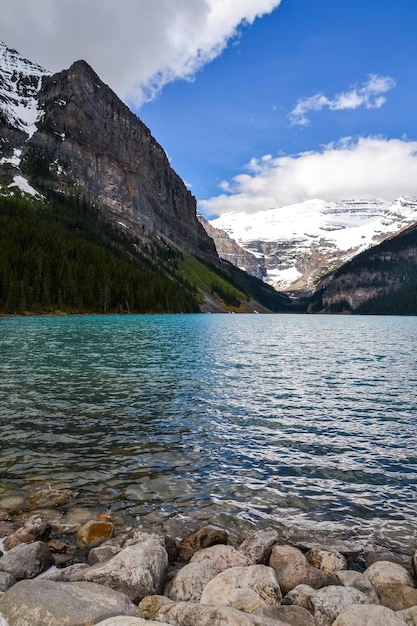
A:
[0,192,295,315]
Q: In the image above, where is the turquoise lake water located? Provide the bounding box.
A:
[1,313,417,550]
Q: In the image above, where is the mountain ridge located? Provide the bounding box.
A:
[209,196,417,294]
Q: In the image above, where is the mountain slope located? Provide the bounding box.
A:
[0,42,295,314]
[210,197,417,293]
[308,223,417,314]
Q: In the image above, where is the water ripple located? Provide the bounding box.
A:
[1,314,417,550]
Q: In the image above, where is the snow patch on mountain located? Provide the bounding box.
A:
[0,41,50,139]
[210,196,417,292]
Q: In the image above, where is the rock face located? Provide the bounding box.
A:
[198,214,265,279]
[22,59,217,263]
[0,540,53,580]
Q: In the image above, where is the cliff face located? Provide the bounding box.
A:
[198,214,266,279]
[22,60,217,261]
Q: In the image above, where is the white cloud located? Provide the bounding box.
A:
[200,137,417,216]
[1,0,282,106]
[290,75,396,126]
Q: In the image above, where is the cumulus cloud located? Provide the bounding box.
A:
[290,75,396,126]
[200,137,417,216]
[1,0,282,106]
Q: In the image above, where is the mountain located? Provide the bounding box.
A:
[0,42,293,315]
[308,222,417,314]
[210,197,417,294]
[197,213,265,280]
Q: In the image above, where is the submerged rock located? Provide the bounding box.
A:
[28,487,74,509]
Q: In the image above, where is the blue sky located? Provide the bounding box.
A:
[3,0,417,217]
[138,0,417,216]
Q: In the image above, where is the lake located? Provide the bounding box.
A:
[1,313,417,552]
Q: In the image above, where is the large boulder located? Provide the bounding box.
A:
[333,603,406,625]
[305,547,347,575]
[95,615,164,626]
[254,604,316,626]
[335,569,379,603]
[200,564,282,613]
[364,560,414,588]
[398,605,417,625]
[80,536,168,603]
[377,584,417,611]
[236,528,280,564]
[177,525,228,561]
[190,544,251,575]
[3,516,51,550]
[0,541,53,580]
[153,600,293,626]
[269,545,327,594]
[307,585,371,626]
[281,583,315,609]
[0,579,139,625]
[168,562,217,602]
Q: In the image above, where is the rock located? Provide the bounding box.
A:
[80,537,168,603]
[0,540,53,580]
[236,528,280,564]
[0,523,16,539]
[412,549,417,581]
[305,547,347,575]
[168,562,217,602]
[0,579,140,625]
[76,520,114,548]
[281,583,315,609]
[200,564,281,613]
[0,573,14,593]
[177,525,228,561]
[43,563,89,582]
[335,569,379,603]
[3,515,51,550]
[164,536,178,564]
[307,585,371,626]
[365,550,412,572]
[154,600,291,626]
[269,544,327,594]
[364,560,415,588]
[138,595,174,621]
[95,616,164,626]
[88,542,121,565]
[190,544,251,575]
[333,603,406,625]
[28,487,74,508]
[47,539,70,553]
[377,583,417,611]
[398,605,417,625]
[254,604,316,626]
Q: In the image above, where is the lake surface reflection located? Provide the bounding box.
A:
[1,314,417,551]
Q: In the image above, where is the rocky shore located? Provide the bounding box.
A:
[1,487,417,625]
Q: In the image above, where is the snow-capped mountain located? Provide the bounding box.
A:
[210,197,417,293]
[0,41,49,138]
[0,41,50,197]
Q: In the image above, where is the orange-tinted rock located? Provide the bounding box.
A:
[178,525,228,561]
[76,521,114,549]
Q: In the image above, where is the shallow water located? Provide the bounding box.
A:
[1,314,417,550]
